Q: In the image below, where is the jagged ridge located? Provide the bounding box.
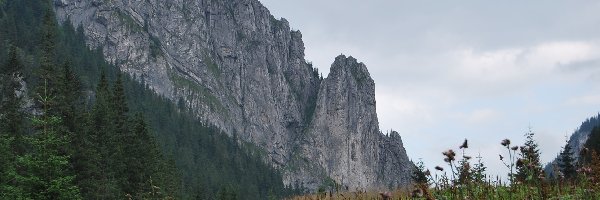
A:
[53,0,412,190]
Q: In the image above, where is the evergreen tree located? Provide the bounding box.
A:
[35,8,59,111]
[89,71,120,198]
[111,73,128,135]
[0,134,22,198]
[516,128,543,184]
[558,139,576,180]
[583,127,600,164]
[471,154,487,184]
[17,82,81,200]
[70,112,103,199]
[0,45,25,140]
[411,160,428,186]
[56,61,81,132]
[128,114,159,196]
[0,46,26,197]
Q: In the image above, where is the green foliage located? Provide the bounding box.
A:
[411,160,428,186]
[516,128,543,185]
[558,139,576,180]
[584,127,600,160]
[0,45,25,142]
[17,83,82,200]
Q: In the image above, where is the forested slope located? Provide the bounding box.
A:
[0,0,296,199]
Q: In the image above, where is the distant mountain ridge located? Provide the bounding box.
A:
[53,0,413,190]
[546,113,600,174]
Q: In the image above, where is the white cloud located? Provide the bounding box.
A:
[449,41,600,87]
[465,109,501,125]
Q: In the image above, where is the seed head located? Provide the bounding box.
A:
[463,155,472,160]
[501,139,510,147]
[435,166,444,171]
[442,149,456,162]
[499,154,504,160]
[511,146,519,151]
[460,139,468,149]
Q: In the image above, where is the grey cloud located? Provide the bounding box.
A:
[559,59,600,73]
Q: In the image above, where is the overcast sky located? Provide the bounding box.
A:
[259,0,600,179]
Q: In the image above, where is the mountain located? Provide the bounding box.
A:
[565,114,600,159]
[53,0,413,190]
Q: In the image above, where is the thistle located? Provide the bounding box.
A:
[501,139,510,147]
[442,149,456,162]
[460,139,468,149]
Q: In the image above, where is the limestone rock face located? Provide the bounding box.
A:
[54,0,412,190]
[298,56,412,190]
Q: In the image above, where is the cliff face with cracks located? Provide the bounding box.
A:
[53,0,412,190]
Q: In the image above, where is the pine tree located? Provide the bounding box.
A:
[558,139,576,180]
[516,127,543,184]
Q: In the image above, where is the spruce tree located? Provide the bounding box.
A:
[89,71,120,199]
[35,8,59,114]
[56,61,81,132]
[583,127,600,164]
[516,128,543,184]
[128,114,154,196]
[17,80,81,200]
[0,45,25,198]
[127,113,178,198]
[112,73,128,135]
[558,140,576,180]
[0,45,25,140]
[411,160,428,186]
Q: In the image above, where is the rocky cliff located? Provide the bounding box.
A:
[53,0,412,190]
